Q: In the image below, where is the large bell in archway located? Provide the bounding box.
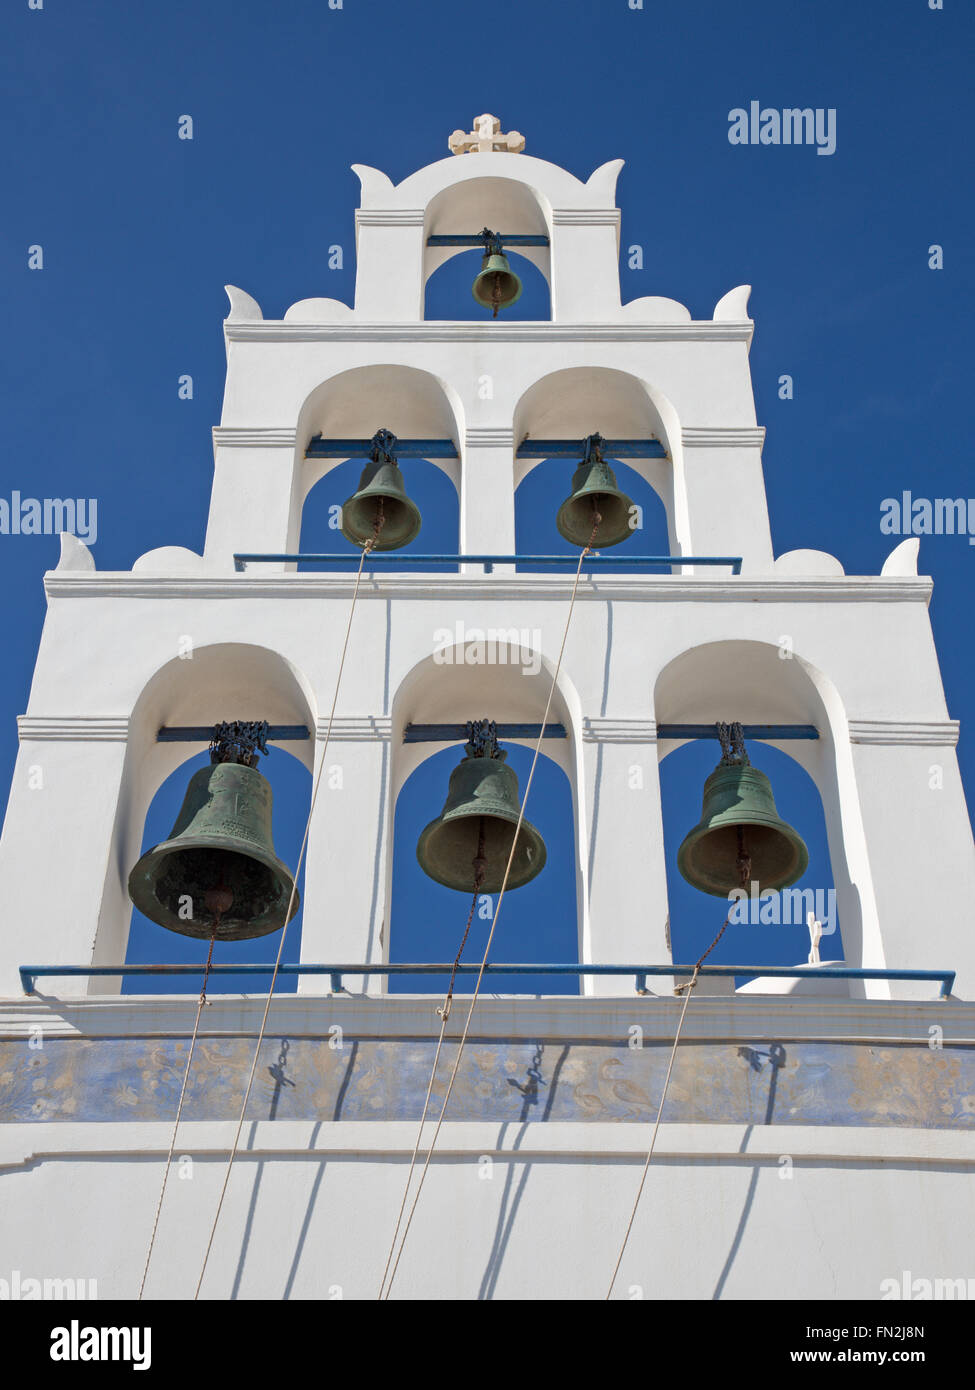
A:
[472,251,523,318]
[678,758,809,897]
[127,760,299,940]
[556,436,635,548]
[341,458,422,551]
[417,730,546,893]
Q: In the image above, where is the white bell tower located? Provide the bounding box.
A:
[1,117,973,1301]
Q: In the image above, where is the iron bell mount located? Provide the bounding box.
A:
[416,719,547,893]
[556,433,636,549]
[677,722,810,897]
[340,428,422,552]
[127,720,300,941]
[472,228,523,318]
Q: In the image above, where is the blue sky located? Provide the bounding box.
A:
[1,0,972,992]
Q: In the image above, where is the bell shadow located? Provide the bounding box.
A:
[711,1043,786,1301]
[478,1043,570,1301]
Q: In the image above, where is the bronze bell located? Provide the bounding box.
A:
[556,433,635,548]
[341,428,421,551]
[472,229,523,318]
[128,722,299,941]
[416,721,547,893]
[677,723,809,897]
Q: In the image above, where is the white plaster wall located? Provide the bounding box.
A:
[2,1122,971,1301]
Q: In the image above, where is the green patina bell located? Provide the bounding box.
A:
[417,722,546,893]
[128,724,299,941]
[677,725,809,897]
[341,458,422,551]
[472,230,522,318]
[556,434,635,548]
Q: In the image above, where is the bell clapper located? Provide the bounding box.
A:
[437,818,488,1023]
[472,816,487,891]
[736,825,752,890]
[373,494,386,545]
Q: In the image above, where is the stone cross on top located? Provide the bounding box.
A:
[448,114,525,155]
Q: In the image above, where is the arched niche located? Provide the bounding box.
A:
[660,739,843,981]
[299,455,460,570]
[385,641,585,990]
[512,367,687,558]
[123,744,311,994]
[389,744,577,995]
[98,643,317,982]
[514,454,672,571]
[653,640,884,993]
[291,364,466,556]
[423,175,552,300]
[424,247,551,322]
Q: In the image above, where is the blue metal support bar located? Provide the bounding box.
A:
[233,553,743,574]
[155,722,812,746]
[305,437,458,459]
[657,724,818,741]
[426,235,550,247]
[18,963,956,998]
[405,723,566,743]
[158,725,310,743]
[516,439,667,459]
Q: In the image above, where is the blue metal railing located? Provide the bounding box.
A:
[233,553,743,574]
[18,962,955,998]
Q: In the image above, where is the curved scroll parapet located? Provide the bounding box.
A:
[584,158,625,203]
[880,537,921,577]
[619,296,692,324]
[773,548,846,576]
[224,285,264,322]
[55,531,95,572]
[283,298,354,323]
[131,546,206,575]
[351,163,396,203]
[713,284,752,321]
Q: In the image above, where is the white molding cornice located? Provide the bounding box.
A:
[354,209,426,227]
[17,716,129,743]
[212,426,297,450]
[3,1120,971,1168]
[208,424,766,454]
[1,993,967,1042]
[224,322,755,344]
[582,717,657,743]
[682,426,767,449]
[551,208,621,227]
[43,573,935,604]
[849,719,960,747]
[315,716,392,741]
[464,427,515,450]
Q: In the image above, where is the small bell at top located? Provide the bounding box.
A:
[472,229,523,318]
[677,722,809,897]
[556,433,635,548]
[341,428,422,551]
[416,720,547,893]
